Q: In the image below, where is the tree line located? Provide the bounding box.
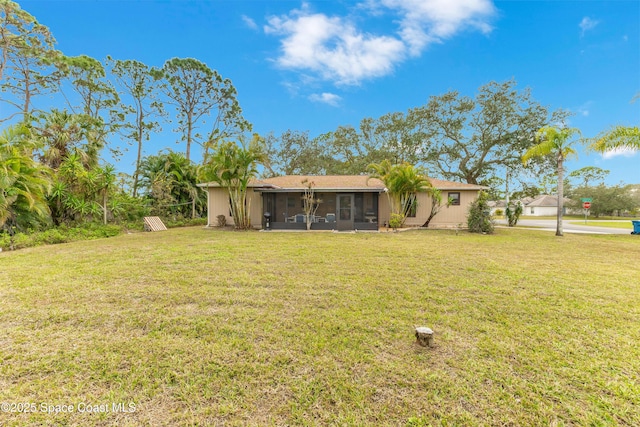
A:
[1,0,251,242]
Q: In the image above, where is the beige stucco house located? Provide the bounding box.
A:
[198,175,487,231]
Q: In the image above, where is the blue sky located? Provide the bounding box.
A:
[15,0,640,186]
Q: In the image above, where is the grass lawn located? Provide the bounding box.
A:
[1,227,639,426]
[569,221,635,230]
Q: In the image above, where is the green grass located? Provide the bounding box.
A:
[521,215,639,221]
[569,220,634,229]
[1,227,639,426]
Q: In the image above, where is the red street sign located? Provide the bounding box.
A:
[583,202,591,209]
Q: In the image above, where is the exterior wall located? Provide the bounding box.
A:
[248,188,263,228]
[441,190,480,226]
[207,186,481,229]
[207,187,230,227]
[524,206,557,216]
[206,187,262,228]
[378,194,391,226]
[402,190,479,227]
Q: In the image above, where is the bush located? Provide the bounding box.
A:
[0,223,124,251]
[494,209,504,216]
[389,213,405,230]
[0,232,30,250]
[163,217,207,228]
[467,191,494,234]
[506,202,523,227]
[216,215,227,227]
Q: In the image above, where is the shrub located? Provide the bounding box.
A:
[216,215,227,227]
[389,213,405,230]
[506,202,523,227]
[0,223,124,251]
[164,217,207,228]
[467,191,494,234]
[494,209,504,216]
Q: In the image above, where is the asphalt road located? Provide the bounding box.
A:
[495,219,635,235]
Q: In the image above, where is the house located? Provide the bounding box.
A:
[490,195,572,217]
[488,199,507,216]
[198,175,487,231]
[522,195,570,216]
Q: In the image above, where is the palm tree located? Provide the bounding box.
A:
[95,164,116,224]
[200,136,265,230]
[590,126,640,153]
[165,151,202,218]
[391,163,432,218]
[368,159,397,212]
[0,125,51,249]
[523,126,581,236]
[368,160,431,227]
[591,93,639,153]
[35,109,100,170]
[139,150,203,218]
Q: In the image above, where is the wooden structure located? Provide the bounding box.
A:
[143,216,167,232]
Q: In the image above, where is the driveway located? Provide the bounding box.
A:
[495,219,633,235]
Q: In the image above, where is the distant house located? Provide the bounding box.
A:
[522,195,570,216]
[490,195,572,217]
[198,175,487,230]
[488,200,507,215]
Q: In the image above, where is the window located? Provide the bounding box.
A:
[448,192,460,206]
[286,196,297,215]
[405,194,417,217]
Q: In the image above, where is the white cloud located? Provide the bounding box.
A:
[579,17,599,36]
[602,147,637,159]
[265,7,405,85]
[242,15,258,30]
[380,0,496,55]
[309,92,342,106]
[265,0,496,85]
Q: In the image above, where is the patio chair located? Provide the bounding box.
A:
[325,213,336,223]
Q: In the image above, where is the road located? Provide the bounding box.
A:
[495,219,634,235]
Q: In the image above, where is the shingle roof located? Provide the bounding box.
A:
[199,175,488,191]
[526,195,560,207]
[525,194,569,208]
[488,200,507,208]
[258,175,385,190]
[428,178,487,190]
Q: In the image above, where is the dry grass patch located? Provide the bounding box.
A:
[1,227,639,426]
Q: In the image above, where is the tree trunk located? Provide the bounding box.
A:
[132,112,144,198]
[505,168,510,210]
[103,191,108,225]
[186,116,193,161]
[556,155,564,237]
